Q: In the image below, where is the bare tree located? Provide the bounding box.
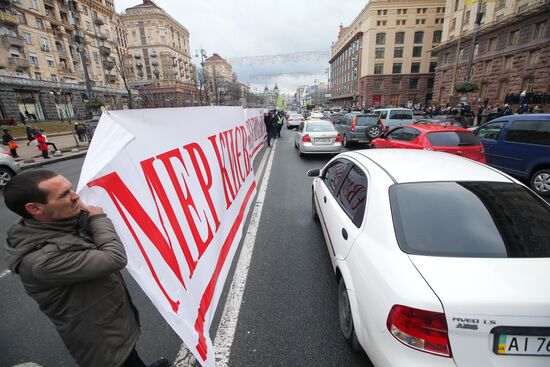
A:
[226,82,242,106]
[196,67,209,105]
[112,43,134,109]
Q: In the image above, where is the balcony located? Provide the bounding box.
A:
[9,57,30,68]
[150,52,157,57]
[134,52,141,59]
[57,49,67,58]
[102,59,114,69]
[97,33,108,41]
[135,62,143,68]
[94,17,105,26]
[0,11,18,25]
[44,0,55,6]
[105,74,117,83]
[41,45,50,52]
[151,60,158,66]
[2,34,25,47]
[99,45,111,55]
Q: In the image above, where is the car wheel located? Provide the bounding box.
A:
[338,278,361,352]
[298,147,304,157]
[367,125,381,139]
[312,192,319,221]
[531,169,550,197]
[0,167,14,189]
[343,135,349,148]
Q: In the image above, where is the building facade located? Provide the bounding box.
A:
[201,53,242,105]
[329,0,446,108]
[432,0,550,106]
[120,0,198,108]
[0,0,131,122]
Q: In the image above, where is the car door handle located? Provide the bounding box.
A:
[324,196,326,203]
[342,228,348,240]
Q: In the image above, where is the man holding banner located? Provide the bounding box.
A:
[4,170,169,367]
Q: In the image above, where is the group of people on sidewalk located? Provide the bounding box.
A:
[24,124,58,159]
[264,109,286,147]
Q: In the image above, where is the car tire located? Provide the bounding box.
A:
[338,278,362,352]
[366,125,382,139]
[531,169,550,197]
[299,148,304,157]
[0,166,14,189]
[343,135,349,148]
[312,192,319,221]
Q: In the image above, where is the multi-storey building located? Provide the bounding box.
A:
[120,0,198,108]
[0,0,131,122]
[432,0,549,106]
[329,0,446,108]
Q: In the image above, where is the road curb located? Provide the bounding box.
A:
[20,150,88,170]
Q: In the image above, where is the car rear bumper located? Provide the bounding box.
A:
[301,143,342,154]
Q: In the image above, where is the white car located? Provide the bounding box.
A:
[294,119,342,157]
[287,114,304,129]
[307,149,550,367]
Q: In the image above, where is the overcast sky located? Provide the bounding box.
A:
[115,0,367,93]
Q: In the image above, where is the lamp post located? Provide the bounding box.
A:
[195,48,208,105]
[351,57,359,108]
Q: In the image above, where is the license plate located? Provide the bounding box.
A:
[315,138,330,143]
[495,334,550,356]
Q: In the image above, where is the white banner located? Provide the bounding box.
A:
[77,107,266,366]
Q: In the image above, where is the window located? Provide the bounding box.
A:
[477,121,506,140]
[459,47,464,60]
[474,42,479,56]
[390,181,550,258]
[429,62,437,73]
[427,78,435,89]
[522,77,535,92]
[394,47,404,58]
[503,56,513,70]
[451,18,457,31]
[51,74,57,82]
[464,11,471,24]
[376,32,386,45]
[23,32,32,45]
[533,21,547,40]
[435,17,444,24]
[377,9,388,15]
[393,63,402,74]
[29,54,38,64]
[486,60,493,72]
[35,17,44,30]
[374,63,384,74]
[86,21,91,31]
[416,19,426,25]
[337,165,368,227]
[397,9,407,14]
[375,47,385,58]
[34,72,42,80]
[413,46,423,57]
[373,79,383,91]
[506,120,550,146]
[411,62,421,73]
[414,31,424,43]
[395,32,405,44]
[508,30,519,46]
[497,80,509,100]
[390,95,400,106]
[396,19,407,26]
[47,58,55,67]
[82,5,88,15]
[488,37,497,51]
[377,20,387,26]
[444,52,450,63]
[392,79,401,89]
[416,8,427,14]
[480,81,489,100]
[433,30,442,44]
[528,50,540,65]
[323,160,349,195]
[40,37,49,51]
[409,78,419,89]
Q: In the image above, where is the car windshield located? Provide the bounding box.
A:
[356,116,379,126]
[306,123,335,132]
[389,110,413,119]
[426,131,480,146]
[390,182,550,258]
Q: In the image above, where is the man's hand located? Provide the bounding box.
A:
[79,200,104,216]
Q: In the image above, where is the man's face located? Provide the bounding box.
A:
[36,175,81,221]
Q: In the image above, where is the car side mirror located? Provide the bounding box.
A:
[306,168,320,177]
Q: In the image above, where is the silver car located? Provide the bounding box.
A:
[287,114,304,129]
[294,119,342,157]
[0,146,21,188]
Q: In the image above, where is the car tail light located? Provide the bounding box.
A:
[387,305,452,357]
[351,117,357,132]
[336,133,342,142]
[303,134,311,142]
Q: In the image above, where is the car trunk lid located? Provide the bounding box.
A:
[409,255,550,367]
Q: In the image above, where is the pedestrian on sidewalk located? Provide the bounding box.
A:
[4,170,170,367]
[276,111,284,138]
[28,130,50,159]
[264,111,274,147]
[2,129,19,158]
[38,129,59,153]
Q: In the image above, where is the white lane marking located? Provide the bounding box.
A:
[213,141,277,366]
[173,141,277,367]
[0,269,11,279]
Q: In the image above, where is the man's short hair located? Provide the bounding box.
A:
[4,170,59,219]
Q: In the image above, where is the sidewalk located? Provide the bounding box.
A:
[11,133,89,170]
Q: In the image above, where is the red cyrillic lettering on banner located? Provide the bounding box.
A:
[194,180,257,361]
[239,126,251,177]
[88,172,182,313]
[208,134,236,209]
[233,127,245,184]
[222,129,242,195]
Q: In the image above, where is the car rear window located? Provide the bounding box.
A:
[390,182,550,258]
[330,115,344,124]
[356,116,379,126]
[426,131,480,146]
[389,110,413,119]
[290,115,302,120]
[306,123,336,132]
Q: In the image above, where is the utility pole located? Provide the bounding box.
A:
[465,0,485,83]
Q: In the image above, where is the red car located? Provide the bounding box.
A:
[370,124,486,163]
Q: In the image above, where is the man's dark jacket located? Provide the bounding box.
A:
[5,211,140,367]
